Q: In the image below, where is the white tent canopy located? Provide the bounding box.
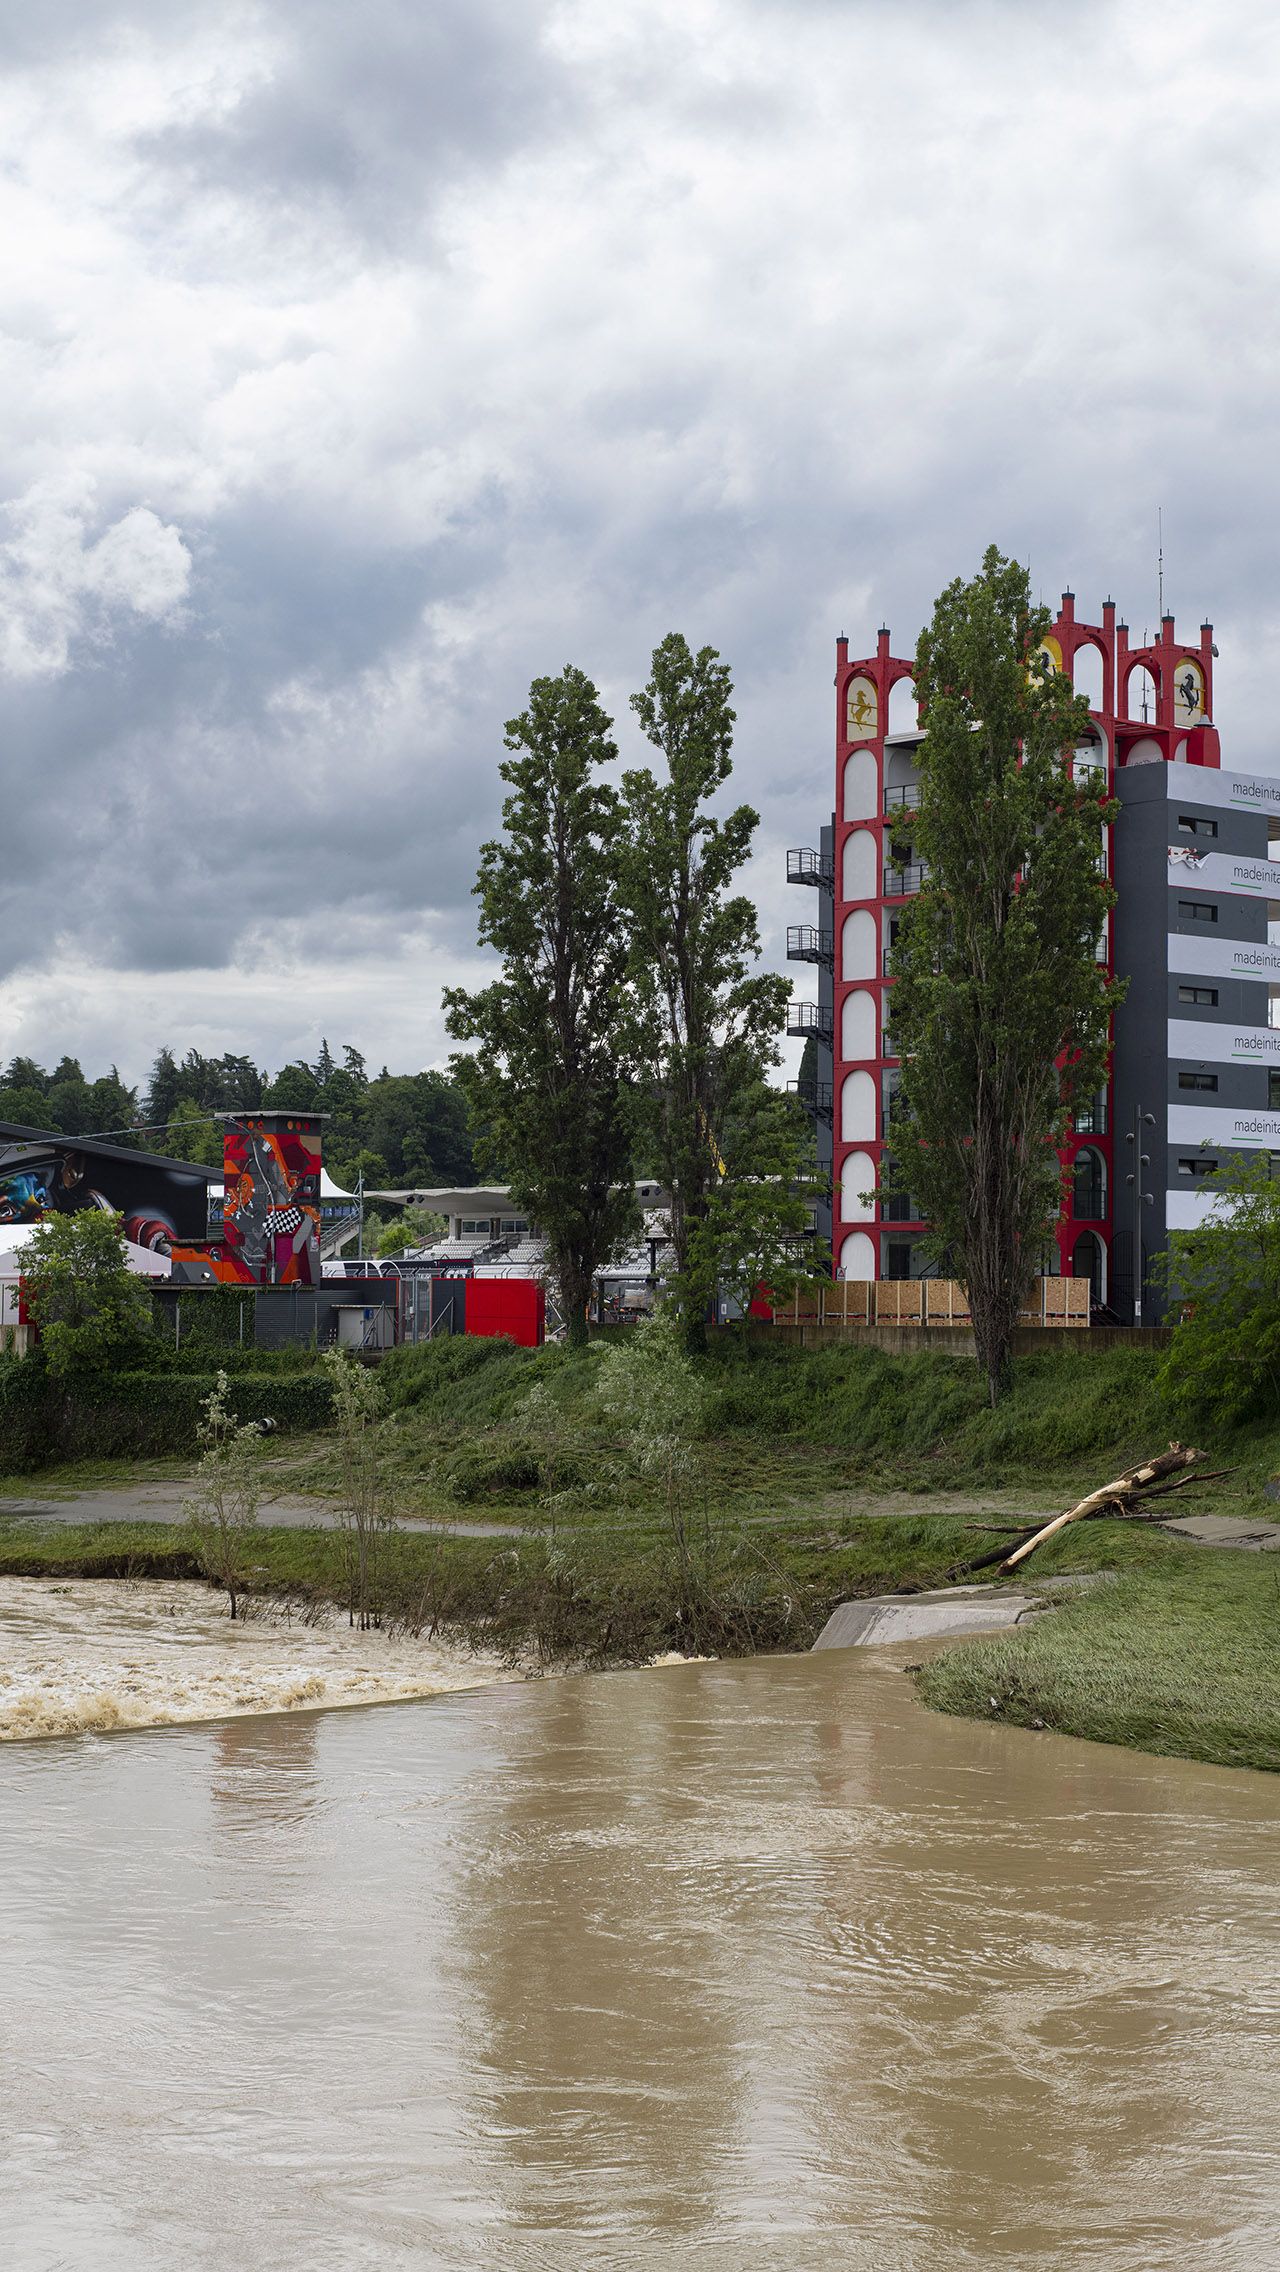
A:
[206,1168,353,1202]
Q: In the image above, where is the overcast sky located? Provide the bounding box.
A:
[1,0,1277,1090]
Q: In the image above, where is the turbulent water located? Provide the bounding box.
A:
[1,1640,1278,2268]
[0,1577,512,1739]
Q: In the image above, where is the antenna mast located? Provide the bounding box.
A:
[1158,506,1163,617]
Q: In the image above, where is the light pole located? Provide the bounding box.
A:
[1124,1107,1156,1326]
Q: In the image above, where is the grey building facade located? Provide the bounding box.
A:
[1113,761,1280,1322]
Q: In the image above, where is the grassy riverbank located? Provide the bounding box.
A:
[3,1333,1278,1769]
[270,1332,1280,1520]
[916,1550,1280,1774]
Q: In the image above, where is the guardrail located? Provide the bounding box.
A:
[883,863,928,896]
[786,1001,833,1039]
[786,847,834,887]
[786,925,833,965]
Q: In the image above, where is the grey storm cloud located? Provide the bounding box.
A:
[1,0,1279,1081]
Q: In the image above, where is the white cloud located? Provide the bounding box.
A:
[0,483,191,677]
[0,0,1278,1081]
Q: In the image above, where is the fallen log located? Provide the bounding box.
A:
[998,1444,1204,1573]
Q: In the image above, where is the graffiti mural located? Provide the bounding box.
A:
[0,1131,211,1251]
[220,1115,322,1286]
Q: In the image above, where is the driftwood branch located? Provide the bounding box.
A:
[998,1444,1205,1573]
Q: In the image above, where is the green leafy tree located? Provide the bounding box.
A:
[144,1046,182,1131]
[886,547,1119,1403]
[21,1210,154,1377]
[261,1060,322,1113]
[87,1070,140,1143]
[0,1081,50,1128]
[1158,1151,1280,1422]
[376,1205,447,1257]
[183,1370,265,1619]
[163,1096,224,1167]
[622,633,818,1349]
[445,666,638,1348]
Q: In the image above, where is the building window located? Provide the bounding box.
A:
[1177,1158,1218,1178]
[885,1242,914,1281]
[1177,984,1218,1006]
[1178,900,1218,924]
[1178,1071,1218,1092]
[1270,1072,1280,1110]
[1074,1089,1109,1136]
[1072,1146,1106,1220]
[1177,815,1218,839]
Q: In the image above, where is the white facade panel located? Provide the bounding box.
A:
[1167,1017,1280,1065]
[839,1230,876,1282]
[1168,934,1280,984]
[840,1150,876,1221]
[1166,848,1280,899]
[840,989,877,1061]
[1165,1189,1232,1232]
[841,828,878,901]
[1167,1103,1280,1150]
[1154,765,1280,817]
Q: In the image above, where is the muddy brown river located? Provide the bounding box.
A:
[1,1646,1278,2269]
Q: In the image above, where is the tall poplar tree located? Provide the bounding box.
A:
[622,633,817,1349]
[887,548,1119,1403]
[444,667,636,1347]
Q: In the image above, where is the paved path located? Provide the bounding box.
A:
[0,1483,522,1541]
[4,1484,1278,1553]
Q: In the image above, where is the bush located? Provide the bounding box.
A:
[0,1360,333,1471]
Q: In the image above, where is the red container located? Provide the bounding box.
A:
[464,1277,545,1349]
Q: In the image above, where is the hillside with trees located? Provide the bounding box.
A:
[0,1046,476,1191]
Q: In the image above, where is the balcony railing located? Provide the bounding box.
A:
[883,862,928,896]
[786,1078,833,1118]
[787,847,833,889]
[787,1001,832,1040]
[786,924,833,966]
[880,1193,918,1223]
[883,783,922,812]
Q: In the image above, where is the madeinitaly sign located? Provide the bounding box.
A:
[1167,1017,1280,1065]
[1159,765,1280,816]
[1167,1102,1280,1150]
[1166,848,1280,898]
[1167,934,1280,984]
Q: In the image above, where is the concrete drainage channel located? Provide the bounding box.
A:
[810,1584,1052,1651]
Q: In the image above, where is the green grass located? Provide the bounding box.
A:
[255,1334,1280,1527]
[5,1333,1280,1771]
[917,1546,1280,1774]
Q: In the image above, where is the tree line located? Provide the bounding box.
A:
[0,1046,476,1193]
[445,631,819,1349]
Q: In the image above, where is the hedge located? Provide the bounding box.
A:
[0,1359,333,1471]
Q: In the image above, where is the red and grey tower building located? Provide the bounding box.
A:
[790,592,1238,1319]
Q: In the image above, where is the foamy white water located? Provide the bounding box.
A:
[0,1577,514,1741]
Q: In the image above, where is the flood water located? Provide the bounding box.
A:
[1,1648,1278,2270]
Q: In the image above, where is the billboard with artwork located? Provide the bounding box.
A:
[0,1125,215,1253]
[217,1114,322,1286]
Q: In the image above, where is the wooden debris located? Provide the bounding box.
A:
[998,1444,1204,1573]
